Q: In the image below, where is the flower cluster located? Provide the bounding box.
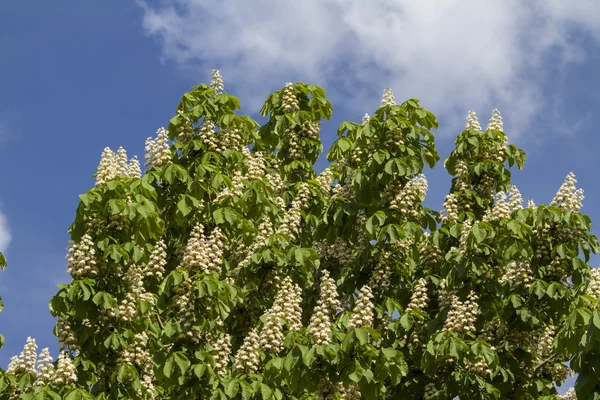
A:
[483,186,524,221]
[562,388,576,399]
[96,146,141,185]
[586,267,600,298]
[465,358,492,376]
[500,261,533,289]
[211,332,231,376]
[314,238,356,266]
[443,291,478,334]
[424,383,437,400]
[144,127,172,167]
[339,382,361,400]
[387,175,428,219]
[234,327,261,373]
[465,110,482,131]
[308,270,340,345]
[120,332,155,398]
[56,317,78,352]
[6,338,77,388]
[381,88,395,107]
[283,121,321,160]
[486,108,503,131]
[333,171,356,201]
[535,325,555,359]
[181,223,226,273]
[384,127,406,149]
[347,285,374,329]
[419,234,443,268]
[278,183,311,241]
[52,352,78,386]
[260,276,303,352]
[118,263,154,321]
[7,336,37,374]
[170,280,203,344]
[369,251,392,290]
[458,219,473,254]
[316,167,335,201]
[210,69,224,95]
[34,348,54,385]
[175,112,194,142]
[406,279,428,312]
[440,193,460,223]
[267,168,286,195]
[551,172,584,212]
[66,233,98,278]
[221,126,246,152]
[197,119,219,151]
[242,147,266,181]
[144,239,167,281]
[281,82,300,112]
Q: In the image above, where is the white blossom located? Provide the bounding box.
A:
[443,291,478,334]
[234,327,261,374]
[551,172,584,212]
[210,69,225,95]
[308,270,339,345]
[66,234,98,278]
[465,110,482,131]
[145,127,172,167]
[348,285,374,329]
[281,82,299,112]
[381,88,395,107]
[486,108,503,131]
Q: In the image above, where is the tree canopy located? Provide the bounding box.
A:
[1,71,600,400]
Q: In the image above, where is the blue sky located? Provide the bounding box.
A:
[0,1,599,394]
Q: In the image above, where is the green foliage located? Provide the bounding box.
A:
[1,73,599,400]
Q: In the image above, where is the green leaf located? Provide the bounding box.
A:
[64,389,94,400]
[348,361,365,382]
[225,379,240,397]
[193,363,206,379]
[260,383,272,400]
[472,222,487,244]
[35,389,61,400]
[174,352,191,374]
[337,137,352,152]
[164,355,174,378]
[355,327,369,345]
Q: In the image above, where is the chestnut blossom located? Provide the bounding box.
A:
[211,333,231,376]
[406,279,428,312]
[144,127,171,167]
[443,291,478,334]
[586,267,600,298]
[281,82,299,112]
[486,108,503,131]
[551,172,584,212]
[181,223,226,273]
[234,327,261,374]
[210,69,224,95]
[348,285,374,329]
[465,110,482,131]
[308,270,340,345]
[66,233,98,278]
[381,88,395,107]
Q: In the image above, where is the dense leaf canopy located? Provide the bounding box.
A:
[1,72,600,400]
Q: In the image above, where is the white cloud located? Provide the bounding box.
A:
[0,210,10,254]
[138,0,600,139]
